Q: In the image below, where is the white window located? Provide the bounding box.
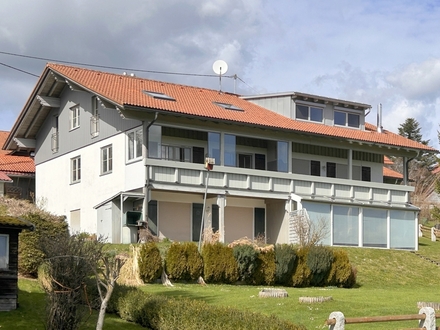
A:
[127,128,143,161]
[0,234,9,269]
[91,97,100,137]
[296,104,323,123]
[334,111,360,128]
[101,145,113,174]
[71,156,81,183]
[70,104,80,130]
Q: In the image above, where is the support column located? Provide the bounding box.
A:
[348,149,353,180]
[403,156,408,186]
[217,194,226,243]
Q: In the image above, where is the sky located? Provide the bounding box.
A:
[1,0,440,148]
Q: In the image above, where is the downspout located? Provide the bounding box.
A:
[405,150,419,205]
[142,112,159,227]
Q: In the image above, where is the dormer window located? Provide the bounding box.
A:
[334,111,360,128]
[296,104,323,123]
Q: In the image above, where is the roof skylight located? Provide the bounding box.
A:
[142,90,176,101]
[213,102,243,112]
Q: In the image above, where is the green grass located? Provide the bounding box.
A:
[0,278,144,330]
[3,238,440,329]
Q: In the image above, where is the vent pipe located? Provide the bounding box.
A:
[377,104,383,133]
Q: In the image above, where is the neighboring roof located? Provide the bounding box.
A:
[384,156,394,165]
[0,216,35,231]
[432,166,440,175]
[0,131,35,175]
[0,171,12,182]
[383,167,403,180]
[5,63,437,154]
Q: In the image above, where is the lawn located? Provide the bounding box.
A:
[3,237,440,329]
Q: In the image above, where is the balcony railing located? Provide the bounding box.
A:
[145,159,413,207]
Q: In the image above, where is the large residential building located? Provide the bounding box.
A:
[3,64,436,250]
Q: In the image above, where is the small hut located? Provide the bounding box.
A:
[0,216,34,311]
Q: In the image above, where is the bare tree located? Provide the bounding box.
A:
[290,209,329,247]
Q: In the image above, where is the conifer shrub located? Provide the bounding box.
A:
[291,247,312,287]
[307,245,334,286]
[252,248,276,285]
[274,244,297,285]
[233,244,259,283]
[19,212,69,277]
[138,242,163,283]
[165,242,203,281]
[202,242,238,283]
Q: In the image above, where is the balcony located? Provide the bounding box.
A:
[145,159,412,208]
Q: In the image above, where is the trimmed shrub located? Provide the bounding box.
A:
[252,249,276,286]
[291,247,312,287]
[114,287,307,330]
[307,245,334,286]
[233,244,259,283]
[165,242,203,281]
[326,249,355,287]
[138,242,163,283]
[202,242,238,284]
[19,212,69,277]
[274,244,297,285]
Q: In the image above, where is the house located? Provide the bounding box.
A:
[383,156,403,184]
[0,216,34,310]
[0,131,35,200]
[3,63,436,250]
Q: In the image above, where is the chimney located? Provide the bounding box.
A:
[377,104,383,133]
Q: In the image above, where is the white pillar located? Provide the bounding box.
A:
[328,311,345,330]
[419,307,436,330]
[217,194,226,243]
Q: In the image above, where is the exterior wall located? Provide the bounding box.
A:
[0,229,19,311]
[36,132,141,234]
[158,201,191,241]
[35,87,140,165]
[224,206,253,243]
[266,200,288,244]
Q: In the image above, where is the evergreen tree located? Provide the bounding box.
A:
[398,118,429,145]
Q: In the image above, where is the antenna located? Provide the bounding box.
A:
[212,60,228,91]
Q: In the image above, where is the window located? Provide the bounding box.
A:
[238,154,252,168]
[71,156,81,183]
[254,208,265,239]
[0,234,8,269]
[255,153,266,170]
[224,134,236,167]
[361,166,371,181]
[208,132,220,165]
[334,111,360,128]
[296,104,323,123]
[70,104,80,130]
[311,160,320,176]
[127,128,143,160]
[213,102,243,112]
[363,208,387,248]
[333,206,359,246]
[148,125,162,158]
[277,141,288,172]
[326,162,336,178]
[161,145,191,162]
[91,97,99,137]
[101,145,112,174]
[142,90,176,101]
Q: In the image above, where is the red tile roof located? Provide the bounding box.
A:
[0,131,35,174]
[46,63,436,152]
[0,171,12,182]
[383,167,403,179]
[384,156,394,165]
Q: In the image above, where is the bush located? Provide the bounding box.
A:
[252,249,276,286]
[326,249,355,287]
[19,212,69,277]
[202,243,238,284]
[233,244,259,283]
[274,244,297,285]
[114,287,307,330]
[138,242,163,283]
[307,245,334,286]
[291,247,312,287]
[165,242,203,281]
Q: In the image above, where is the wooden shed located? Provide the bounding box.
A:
[0,216,34,311]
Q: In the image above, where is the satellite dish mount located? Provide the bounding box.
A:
[212,60,228,92]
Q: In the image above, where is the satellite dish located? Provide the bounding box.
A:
[213,60,228,75]
[213,60,228,92]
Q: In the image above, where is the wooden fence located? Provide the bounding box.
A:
[326,307,439,329]
[419,224,440,241]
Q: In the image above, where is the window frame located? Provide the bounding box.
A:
[295,104,323,123]
[101,145,113,175]
[334,110,360,128]
[70,104,81,130]
[0,234,9,269]
[71,156,81,184]
[127,127,143,161]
